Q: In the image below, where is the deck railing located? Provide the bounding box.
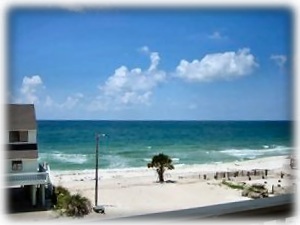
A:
[6,171,50,187]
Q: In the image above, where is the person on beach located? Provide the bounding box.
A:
[290,157,296,169]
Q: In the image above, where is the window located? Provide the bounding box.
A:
[9,131,28,143]
[12,160,23,171]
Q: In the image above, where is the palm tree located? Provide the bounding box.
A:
[147,153,174,183]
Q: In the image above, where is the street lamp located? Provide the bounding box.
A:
[93,133,106,214]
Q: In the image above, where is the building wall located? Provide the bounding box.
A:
[6,129,38,173]
[6,130,37,143]
[28,130,37,143]
[6,159,38,173]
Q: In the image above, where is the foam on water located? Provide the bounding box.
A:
[220,145,292,159]
[40,152,88,164]
[103,154,130,169]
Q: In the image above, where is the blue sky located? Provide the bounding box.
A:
[8,7,292,120]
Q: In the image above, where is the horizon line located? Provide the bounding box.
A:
[36,119,293,122]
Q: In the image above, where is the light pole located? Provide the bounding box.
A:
[93,133,106,214]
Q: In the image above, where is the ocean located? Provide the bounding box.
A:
[37,121,294,171]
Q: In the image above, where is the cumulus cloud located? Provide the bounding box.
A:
[97,48,166,108]
[270,54,287,69]
[208,31,225,40]
[175,48,258,82]
[43,92,84,111]
[120,91,152,105]
[15,47,260,115]
[149,52,160,71]
[20,75,43,103]
[58,93,84,110]
[139,46,150,54]
[44,96,54,107]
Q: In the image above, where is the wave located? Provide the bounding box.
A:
[220,145,292,159]
[143,157,180,162]
[39,144,292,170]
[39,152,88,164]
[103,154,130,169]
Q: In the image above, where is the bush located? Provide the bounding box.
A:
[53,185,92,217]
[221,180,269,199]
[55,185,71,196]
[54,186,71,212]
[221,180,246,190]
[65,194,92,217]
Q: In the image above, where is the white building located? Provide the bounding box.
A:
[6,104,51,207]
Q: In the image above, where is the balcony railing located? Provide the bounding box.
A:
[6,171,50,187]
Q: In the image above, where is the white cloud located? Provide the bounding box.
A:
[270,54,287,69]
[139,46,150,54]
[15,47,260,116]
[44,96,54,107]
[58,92,84,110]
[87,96,109,112]
[208,31,224,40]
[121,91,152,105]
[97,48,166,108]
[175,48,258,82]
[43,91,84,111]
[20,75,43,104]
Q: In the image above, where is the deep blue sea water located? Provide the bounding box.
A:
[37,121,294,171]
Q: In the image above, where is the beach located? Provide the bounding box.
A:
[6,155,296,222]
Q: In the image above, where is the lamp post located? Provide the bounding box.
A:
[93,133,105,214]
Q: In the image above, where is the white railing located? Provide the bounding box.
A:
[6,171,50,187]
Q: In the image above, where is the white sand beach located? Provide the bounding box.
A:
[6,155,297,222]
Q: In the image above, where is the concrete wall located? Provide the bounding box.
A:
[28,130,37,143]
[118,194,294,222]
[6,159,38,173]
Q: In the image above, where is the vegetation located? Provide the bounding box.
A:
[53,185,71,211]
[221,180,246,190]
[65,193,92,217]
[221,180,269,199]
[147,153,174,182]
[53,185,92,217]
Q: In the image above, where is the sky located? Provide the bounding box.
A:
[8,7,293,120]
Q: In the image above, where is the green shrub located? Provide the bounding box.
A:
[221,180,246,190]
[52,185,92,217]
[55,185,71,196]
[65,194,92,217]
[222,181,269,199]
[53,186,71,212]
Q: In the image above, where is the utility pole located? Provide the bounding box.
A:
[95,133,99,206]
[93,133,105,214]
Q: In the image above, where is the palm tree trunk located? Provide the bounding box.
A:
[158,167,164,182]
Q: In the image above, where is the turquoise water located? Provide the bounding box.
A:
[37,121,294,171]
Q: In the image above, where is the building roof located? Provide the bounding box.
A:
[8,104,37,130]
